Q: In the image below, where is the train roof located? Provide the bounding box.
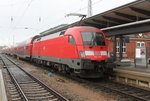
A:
[38,26,102,38]
[16,38,33,47]
[40,24,68,35]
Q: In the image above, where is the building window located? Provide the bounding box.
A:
[122,42,126,53]
[116,41,126,53]
[136,42,145,47]
[116,41,120,53]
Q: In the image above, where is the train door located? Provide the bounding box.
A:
[37,38,41,58]
[68,35,79,58]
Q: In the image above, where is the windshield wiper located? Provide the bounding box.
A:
[89,33,95,48]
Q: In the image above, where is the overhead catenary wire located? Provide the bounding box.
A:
[39,0,104,30]
[5,0,103,31]
[10,0,34,35]
[0,0,27,6]
[74,0,103,13]
[7,0,34,46]
[3,0,103,46]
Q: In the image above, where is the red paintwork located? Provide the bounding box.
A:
[5,26,108,61]
[32,26,108,61]
[15,38,35,58]
[32,35,79,59]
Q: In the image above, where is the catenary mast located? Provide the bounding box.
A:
[87,0,92,17]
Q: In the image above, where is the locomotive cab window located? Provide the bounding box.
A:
[81,32,105,46]
[68,35,75,45]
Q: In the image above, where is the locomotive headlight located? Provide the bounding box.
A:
[100,51,107,55]
[80,51,86,58]
[85,51,94,56]
[80,51,94,58]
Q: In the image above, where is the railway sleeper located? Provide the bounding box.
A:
[21,85,42,89]
[11,94,20,98]
[20,83,40,86]
[134,92,150,96]
[125,90,142,94]
[144,96,150,99]
[119,88,131,91]
[12,97,22,101]
[9,91,19,95]
[28,95,55,100]
[48,98,59,101]
[24,89,47,94]
[9,89,18,92]
[22,87,45,91]
[7,83,15,86]
[25,92,50,97]
[22,85,42,88]
[8,87,17,90]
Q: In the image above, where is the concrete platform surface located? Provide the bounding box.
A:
[116,65,150,74]
[0,69,7,101]
[113,65,150,88]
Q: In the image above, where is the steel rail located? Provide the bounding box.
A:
[1,55,28,101]
[102,85,149,101]
[1,54,69,101]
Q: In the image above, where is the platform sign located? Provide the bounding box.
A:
[135,48,141,58]
[135,47,148,68]
[135,48,146,58]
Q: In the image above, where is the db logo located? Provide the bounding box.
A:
[94,56,101,58]
[94,51,100,55]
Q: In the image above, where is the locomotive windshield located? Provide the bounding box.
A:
[81,32,105,46]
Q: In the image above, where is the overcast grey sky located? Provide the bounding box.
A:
[0,0,135,46]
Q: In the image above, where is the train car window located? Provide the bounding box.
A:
[68,35,75,45]
[81,32,105,46]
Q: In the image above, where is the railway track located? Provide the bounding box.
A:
[71,78,150,101]
[94,81,150,101]
[53,67,150,101]
[28,59,150,101]
[3,69,22,101]
[59,69,150,101]
[0,54,69,101]
[46,68,150,101]
[2,54,150,101]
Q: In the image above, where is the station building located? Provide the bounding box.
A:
[108,33,150,59]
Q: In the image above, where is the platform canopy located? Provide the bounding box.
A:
[76,0,150,36]
[80,0,150,28]
[40,0,150,37]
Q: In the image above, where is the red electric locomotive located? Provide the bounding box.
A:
[3,26,114,78]
[31,26,113,78]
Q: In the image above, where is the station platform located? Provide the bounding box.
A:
[116,65,150,74]
[111,61,150,88]
[0,69,7,101]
